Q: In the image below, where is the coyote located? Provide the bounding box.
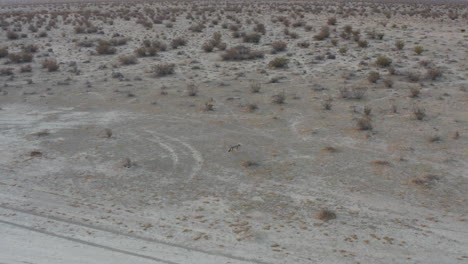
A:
[228,143,241,152]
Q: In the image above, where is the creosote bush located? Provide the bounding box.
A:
[313,26,330,41]
[243,33,261,43]
[171,37,187,49]
[9,52,33,63]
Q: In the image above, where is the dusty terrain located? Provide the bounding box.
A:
[0,1,467,263]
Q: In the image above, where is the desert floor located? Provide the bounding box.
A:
[0,1,467,263]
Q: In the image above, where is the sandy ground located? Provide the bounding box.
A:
[0,1,467,263]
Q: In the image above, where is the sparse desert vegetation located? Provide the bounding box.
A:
[0,0,466,263]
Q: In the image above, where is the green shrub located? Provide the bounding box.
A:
[375,56,392,68]
[414,46,424,55]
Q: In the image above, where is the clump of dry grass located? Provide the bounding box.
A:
[395,40,404,50]
[245,103,258,112]
[427,135,441,143]
[409,86,420,98]
[242,33,261,43]
[426,68,443,80]
[315,210,336,221]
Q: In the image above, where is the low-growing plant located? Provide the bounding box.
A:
[426,68,443,80]
[414,46,424,55]
[96,41,116,55]
[243,33,261,43]
[272,91,286,104]
[269,57,289,68]
[119,55,137,65]
[327,17,337,25]
[42,59,59,72]
[271,41,287,52]
[186,83,198,96]
[358,40,368,48]
[152,63,175,76]
[9,52,33,63]
[368,71,380,83]
[7,31,19,40]
[0,46,8,58]
[313,26,330,41]
[250,81,261,93]
[409,86,420,98]
[171,37,187,49]
[339,86,367,99]
[375,56,392,68]
[356,117,372,130]
[221,45,264,61]
[412,105,426,120]
[395,40,404,50]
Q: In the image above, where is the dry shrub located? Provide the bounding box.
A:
[383,78,393,88]
[171,37,187,49]
[221,45,264,61]
[20,65,32,73]
[414,46,424,55]
[246,103,258,112]
[409,175,439,188]
[320,146,338,153]
[327,17,337,25]
[409,86,420,98]
[119,55,137,65]
[356,117,372,130]
[269,57,289,68]
[375,56,392,68]
[272,91,286,104]
[204,98,215,111]
[427,135,441,143]
[186,83,198,96]
[243,33,261,43]
[0,46,8,58]
[315,210,336,221]
[109,37,129,46]
[42,59,59,72]
[22,44,38,53]
[297,41,310,48]
[368,71,380,83]
[96,41,116,55]
[250,81,261,93]
[339,86,367,99]
[313,26,330,40]
[152,63,175,76]
[9,52,33,63]
[370,160,391,166]
[7,31,19,40]
[426,68,443,80]
[271,41,287,52]
[412,105,426,120]
[241,160,258,168]
[0,68,13,76]
[395,40,404,50]
[407,72,421,82]
[358,40,368,48]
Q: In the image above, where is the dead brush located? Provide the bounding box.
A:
[241,160,258,168]
[427,135,441,143]
[42,59,59,72]
[320,146,338,153]
[118,55,137,65]
[321,96,333,110]
[250,81,261,93]
[409,175,439,188]
[315,210,336,221]
[245,103,258,112]
[152,63,175,77]
[355,117,373,130]
[204,98,215,111]
[409,86,420,98]
[271,41,287,52]
[339,86,367,99]
[412,105,426,120]
[186,83,198,96]
[272,91,286,104]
